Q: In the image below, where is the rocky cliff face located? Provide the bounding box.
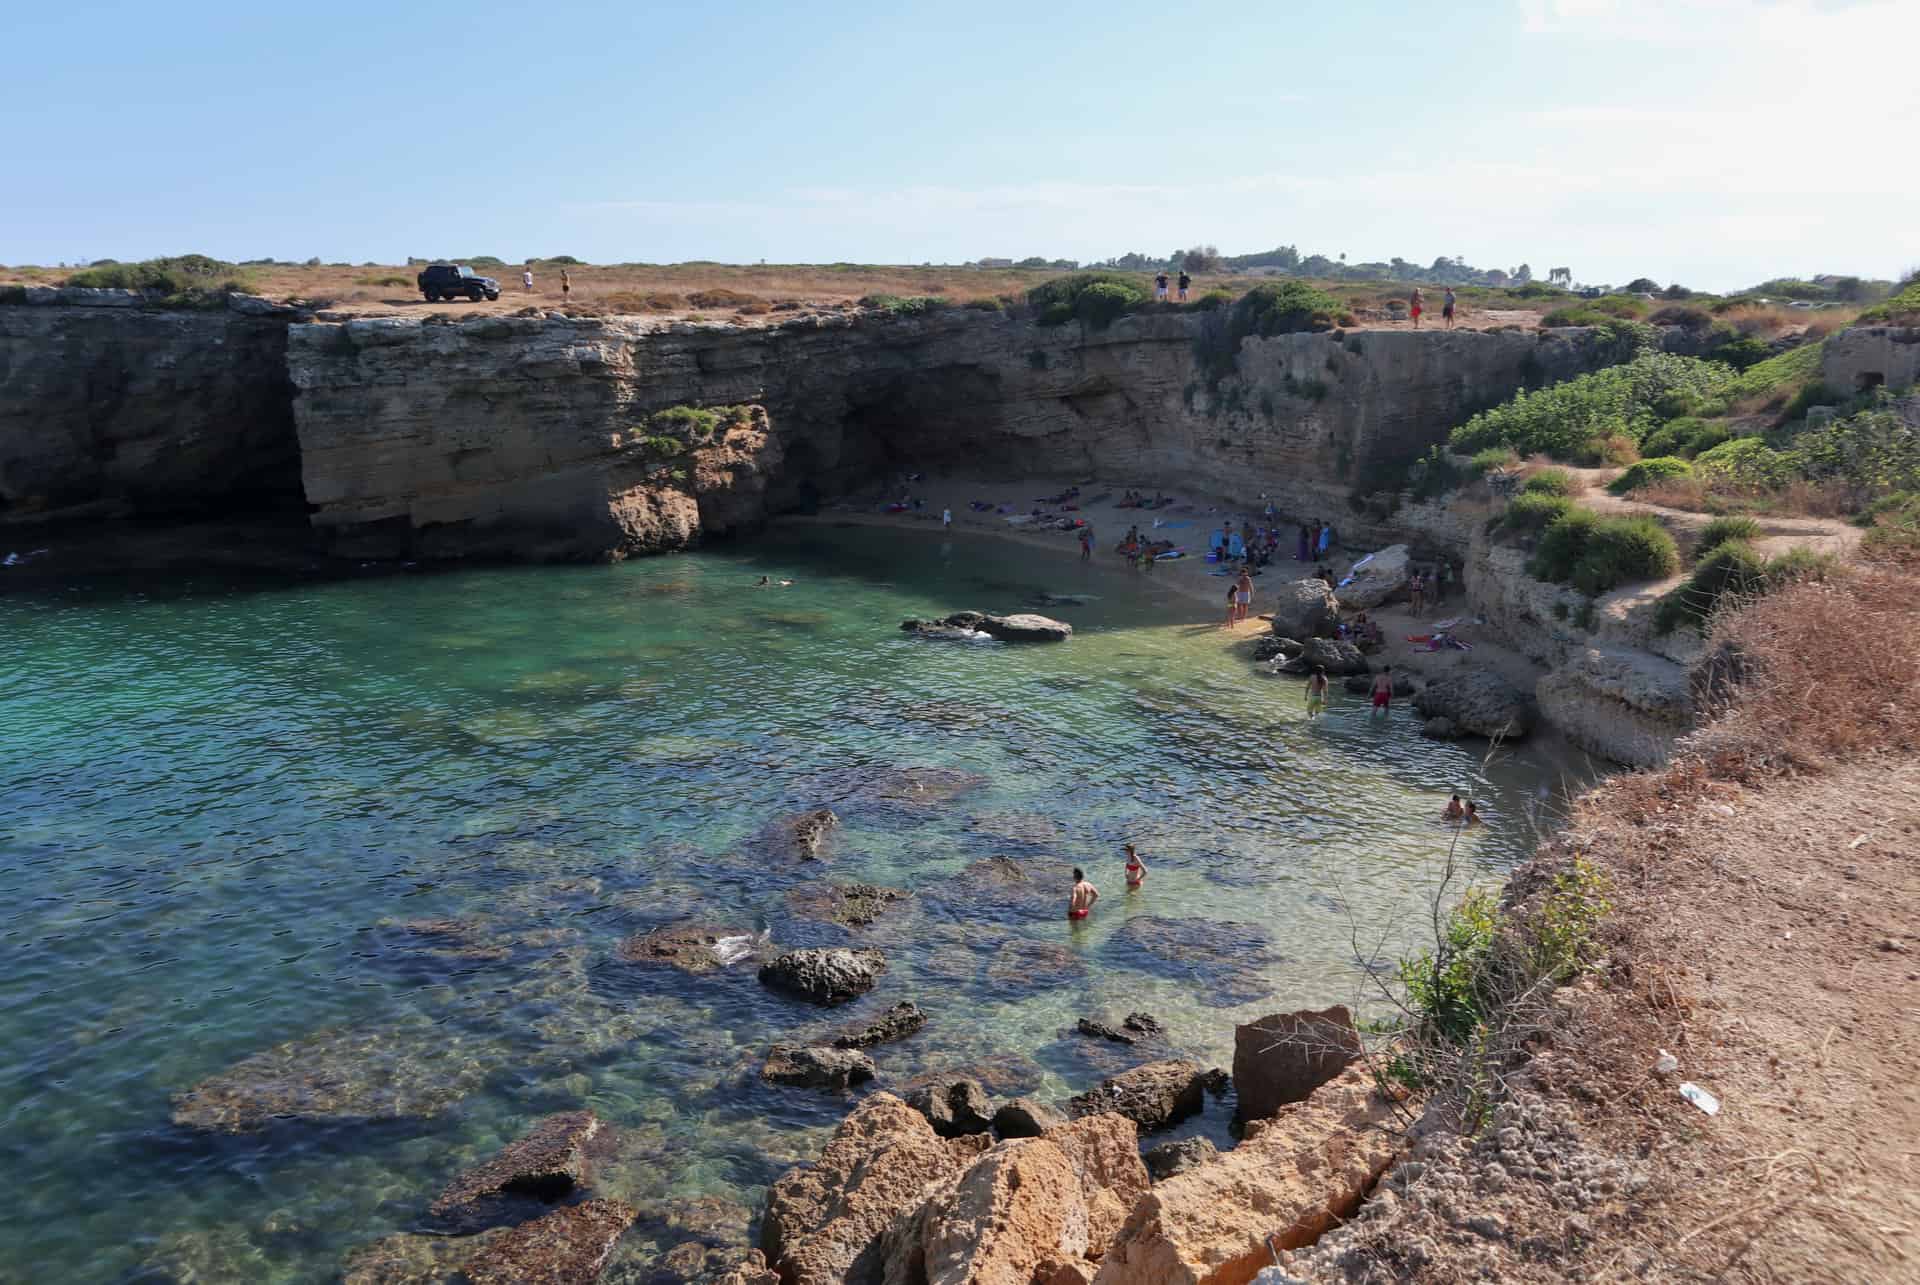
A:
[0,300,299,518]
[285,309,1612,560]
[1820,324,1920,396]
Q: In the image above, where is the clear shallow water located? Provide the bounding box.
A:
[0,527,1588,1282]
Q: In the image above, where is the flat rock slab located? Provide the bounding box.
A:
[763,1044,877,1092]
[463,1198,638,1285]
[758,947,887,1005]
[170,1022,499,1132]
[341,1228,508,1284]
[1067,1059,1208,1133]
[831,1000,927,1049]
[1107,916,1280,1007]
[752,807,841,860]
[615,922,764,973]
[431,1110,602,1221]
[785,882,909,929]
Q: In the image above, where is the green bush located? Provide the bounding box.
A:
[1697,515,1762,548]
[1649,304,1712,329]
[1790,407,1920,499]
[1449,351,1734,459]
[64,254,257,301]
[1027,271,1149,329]
[1397,888,1499,1043]
[1639,417,1701,458]
[1694,437,1793,487]
[1471,446,1519,476]
[1729,339,1826,400]
[1541,306,1610,327]
[859,293,946,317]
[1608,456,1692,494]
[1569,515,1679,595]
[1231,280,1342,338]
[642,404,752,440]
[1858,279,1920,324]
[1522,467,1578,496]
[1765,545,1837,583]
[1187,288,1233,311]
[962,296,1005,311]
[1504,492,1574,531]
[1665,539,1766,623]
[1528,508,1599,581]
[1711,334,1772,371]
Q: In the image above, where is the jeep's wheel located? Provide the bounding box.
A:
[470,289,484,302]
[424,292,439,303]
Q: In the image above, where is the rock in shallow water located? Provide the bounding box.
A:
[762,1044,877,1091]
[615,922,765,973]
[757,947,886,1005]
[831,1000,927,1049]
[905,1077,996,1137]
[992,1096,1067,1139]
[1107,916,1280,1007]
[1412,670,1535,740]
[463,1198,638,1285]
[785,881,908,929]
[430,1110,603,1223]
[1067,1059,1209,1133]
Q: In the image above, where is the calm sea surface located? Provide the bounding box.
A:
[0,526,1592,1282]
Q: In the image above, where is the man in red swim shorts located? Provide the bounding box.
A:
[1068,868,1099,920]
[1371,665,1394,717]
[1409,287,1424,328]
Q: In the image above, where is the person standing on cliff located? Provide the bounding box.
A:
[1442,286,1457,329]
[522,267,534,293]
[1409,286,1424,327]
[1177,270,1192,302]
[1155,271,1170,302]
[561,269,572,302]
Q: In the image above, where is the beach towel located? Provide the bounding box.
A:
[1157,520,1194,529]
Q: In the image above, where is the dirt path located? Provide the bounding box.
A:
[1564,467,1864,559]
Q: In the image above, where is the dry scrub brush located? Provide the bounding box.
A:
[1697,565,1920,769]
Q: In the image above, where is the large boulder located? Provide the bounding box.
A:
[1296,638,1368,675]
[1143,1137,1218,1182]
[1067,1060,1208,1133]
[430,1110,603,1224]
[1251,635,1301,663]
[1412,670,1536,740]
[980,613,1073,642]
[1231,1007,1363,1123]
[759,948,887,1006]
[906,1078,997,1138]
[1333,545,1412,611]
[882,1114,1150,1285]
[762,1093,969,1285]
[832,1001,928,1049]
[763,1044,878,1092]
[462,1198,637,1285]
[993,1096,1068,1139]
[1266,580,1338,640]
[1090,1067,1403,1285]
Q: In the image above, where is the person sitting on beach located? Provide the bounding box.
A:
[1305,666,1329,720]
[1123,843,1146,889]
[1443,794,1466,823]
[1069,868,1099,920]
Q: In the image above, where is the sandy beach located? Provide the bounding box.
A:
[775,472,1551,695]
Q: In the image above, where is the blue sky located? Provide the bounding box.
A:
[5,0,1914,291]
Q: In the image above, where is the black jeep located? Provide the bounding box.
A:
[417,264,501,302]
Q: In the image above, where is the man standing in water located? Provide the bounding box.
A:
[1371,665,1394,717]
[1068,868,1099,920]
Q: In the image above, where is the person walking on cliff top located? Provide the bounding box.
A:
[1442,286,1456,329]
[1155,271,1170,302]
[561,269,572,302]
[1177,270,1192,302]
[522,267,534,293]
[1409,286,1424,327]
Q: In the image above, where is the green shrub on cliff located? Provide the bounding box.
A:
[642,404,754,441]
[1503,492,1574,532]
[1026,272,1149,330]
[1449,351,1734,460]
[1857,278,1920,325]
[1230,280,1342,339]
[65,254,257,302]
[1567,514,1679,595]
[859,294,947,317]
[1651,535,1833,632]
[1608,456,1692,494]
[1522,467,1578,496]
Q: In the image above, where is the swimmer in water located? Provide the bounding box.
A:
[1464,800,1483,826]
[1443,793,1465,823]
[1068,867,1099,920]
[1123,842,1146,889]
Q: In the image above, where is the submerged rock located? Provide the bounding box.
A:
[1107,916,1280,1007]
[463,1198,638,1285]
[375,915,516,962]
[984,940,1086,994]
[758,947,886,1006]
[341,1228,508,1284]
[753,807,841,860]
[864,765,990,806]
[430,1110,603,1223]
[1233,1007,1364,1123]
[785,882,909,929]
[1076,1012,1165,1046]
[831,1000,927,1049]
[762,1044,877,1091]
[1068,1060,1209,1133]
[1143,1136,1219,1182]
[170,1022,499,1132]
[615,922,765,973]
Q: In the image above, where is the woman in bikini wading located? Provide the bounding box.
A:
[1123,843,1146,890]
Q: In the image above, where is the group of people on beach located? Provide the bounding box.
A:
[1066,843,1146,920]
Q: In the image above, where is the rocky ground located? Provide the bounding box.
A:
[1293,754,1920,1283]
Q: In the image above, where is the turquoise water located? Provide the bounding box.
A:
[0,527,1586,1282]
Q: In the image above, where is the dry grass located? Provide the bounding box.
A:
[1717,302,1862,339]
[1700,565,1920,768]
[1634,475,1856,519]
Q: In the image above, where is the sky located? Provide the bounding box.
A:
[4,0,1915,292]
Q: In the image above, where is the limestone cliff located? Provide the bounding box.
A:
[0,299,299,518]
[284,308,1610,560]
